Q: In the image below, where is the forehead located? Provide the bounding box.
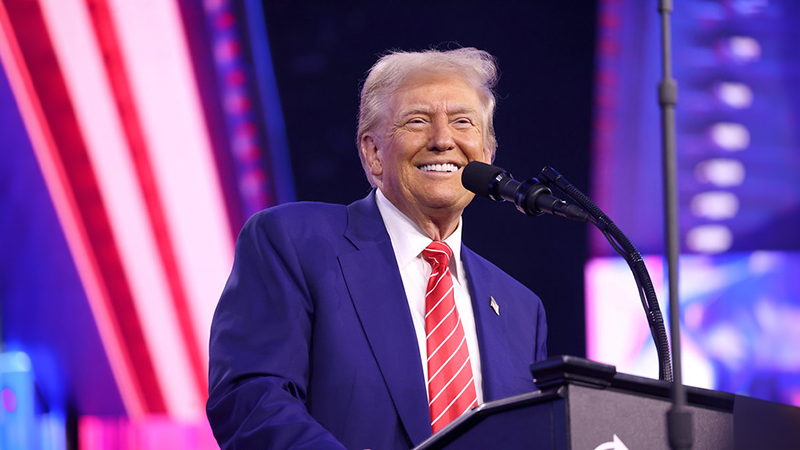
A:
[389,73,483,114]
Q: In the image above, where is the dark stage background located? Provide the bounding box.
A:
[261,1,599,358]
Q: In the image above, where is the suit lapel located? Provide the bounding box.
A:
[462,246,515,402]
[339,192,432,445]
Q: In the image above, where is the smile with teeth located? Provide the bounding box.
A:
[418,163,459,173]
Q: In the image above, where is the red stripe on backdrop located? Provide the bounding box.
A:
[3,1,166,414]
[85,0,208,398]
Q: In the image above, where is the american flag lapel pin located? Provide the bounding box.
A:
[489,296,500,316]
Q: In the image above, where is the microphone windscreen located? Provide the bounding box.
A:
[462,161,508,198]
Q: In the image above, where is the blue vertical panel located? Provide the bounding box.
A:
[243,0,295,205]
[590,0,664,256]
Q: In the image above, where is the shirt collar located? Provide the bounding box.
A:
[375,189,463,275]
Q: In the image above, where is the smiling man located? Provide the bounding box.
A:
[207,47,548,450]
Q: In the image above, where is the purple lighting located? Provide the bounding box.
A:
[590,0,800,405]
[1,388,17,412]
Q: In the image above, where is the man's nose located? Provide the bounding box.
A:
[429,116,455,151]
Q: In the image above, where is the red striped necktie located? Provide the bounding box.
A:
[422,241,478,434]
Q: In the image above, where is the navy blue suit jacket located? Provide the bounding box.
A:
[207,192,547,449]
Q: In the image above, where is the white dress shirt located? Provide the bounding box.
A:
[375,189,483,404]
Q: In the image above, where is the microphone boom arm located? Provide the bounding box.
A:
[539,165,673,382]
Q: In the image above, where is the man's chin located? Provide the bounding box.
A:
[417,193,473,215]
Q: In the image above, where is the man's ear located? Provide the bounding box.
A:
[360,134,383,178]
[485,146,495,164]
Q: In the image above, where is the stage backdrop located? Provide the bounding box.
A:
[587,0,800,408]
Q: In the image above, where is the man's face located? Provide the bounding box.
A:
[362,73,492,224]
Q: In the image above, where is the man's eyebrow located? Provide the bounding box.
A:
[397,105,434,117]
[397,104,479,118]
[447,106,479,116]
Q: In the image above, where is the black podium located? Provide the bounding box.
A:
[415,356,800,449]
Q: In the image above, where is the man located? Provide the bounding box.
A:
[207,47,548,449]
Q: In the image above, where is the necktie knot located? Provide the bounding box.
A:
[422,241,452,270]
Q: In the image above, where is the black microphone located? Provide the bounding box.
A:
[462,161,593,223]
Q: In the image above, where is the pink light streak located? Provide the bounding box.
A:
[104,0,234,418]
